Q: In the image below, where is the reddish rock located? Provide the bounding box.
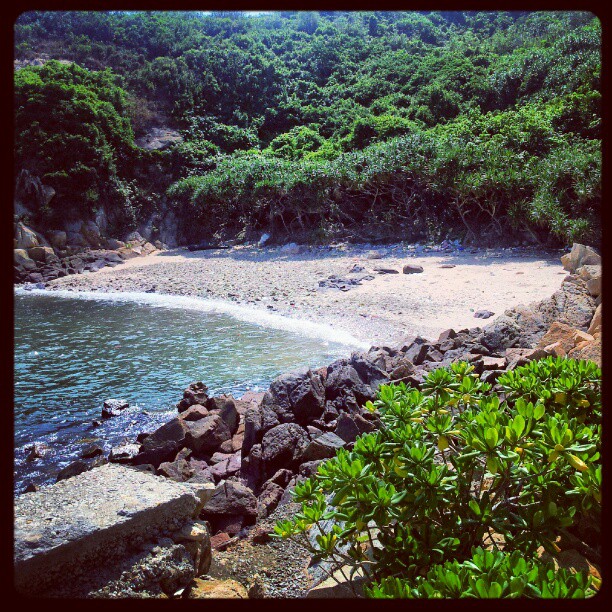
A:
[185,414,231,455]
[179,404,209,421]
[210,532,232,551]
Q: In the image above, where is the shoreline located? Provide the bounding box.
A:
[39,242,567,347]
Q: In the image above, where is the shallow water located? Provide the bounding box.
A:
[14,291,357,492]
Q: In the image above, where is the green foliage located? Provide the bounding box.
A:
[274,357,601,598]
[367,548,595,598]
[14,11,601,243]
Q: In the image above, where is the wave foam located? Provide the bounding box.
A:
[15,288,370,349]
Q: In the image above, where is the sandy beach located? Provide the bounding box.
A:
[44,243,567,347]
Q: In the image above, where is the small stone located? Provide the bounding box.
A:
[474,310,495,319]
[402,264,424,274]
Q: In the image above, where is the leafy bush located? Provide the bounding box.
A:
[274,357,601,598]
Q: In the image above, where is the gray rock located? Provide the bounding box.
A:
[14,463,212,596]
[474,310,495,319]
[56,460,90,482]
[302,432,346,462]
[136,417,190,467]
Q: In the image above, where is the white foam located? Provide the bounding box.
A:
[15,288,370,350]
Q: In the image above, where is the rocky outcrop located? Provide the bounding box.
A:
[14,464,214,597]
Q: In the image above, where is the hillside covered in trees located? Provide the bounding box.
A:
[14,10,601,246]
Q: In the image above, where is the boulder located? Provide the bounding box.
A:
[206,396,239,435]
[177,382,209,413]
[15,222,40,249]
[185,414,231,455]
[81,444,104,459]
[537,321,581,355]
[478,315,522,352]
[260,368,326,427]
[366,250,385,259]
[403,264,424,274]
[261,423,309,476]
[179,404,209,422]
[108,442,141,464]
[158,448,195,482]
[256,481,284,519]
[28,246,57,264]
[474,310,495,319]
[47,230,67,250]
[14,249,37,270]
[242,407,262,457]
[105,238,126,250]
[80,220,103,247]
[280,242,303,255]
[302,432,346,462]
[202,481,258,518]
[587,304,602,336]
[561,244,601,273]
[324,361,376,405]
[136,418,190,467]
[56,460,90,482]
[209,452,242,480]
[101,398,129,419]
[334,412,376,443]
[504,347,549,369]
[568,335,602,368]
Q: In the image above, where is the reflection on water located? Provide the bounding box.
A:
[14,292,354,492]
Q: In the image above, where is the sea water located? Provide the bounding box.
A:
[14,290,365,492]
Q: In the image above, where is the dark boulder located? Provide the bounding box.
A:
[202,481,258,518]
[81,444,104,459]
[302,432,346,462]
[257,482,284,519]
[207,395,239,435]
[56,460,89,482]
[185,414,231,456]
[261,423,309,477]
[179,404,209,422]
[324,361,376,405]
[134,417,189,467]
[177,381,209,413]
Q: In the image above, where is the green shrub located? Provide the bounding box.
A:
[274,357,601,598]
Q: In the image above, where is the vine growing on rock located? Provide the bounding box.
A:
[274,357,601,598]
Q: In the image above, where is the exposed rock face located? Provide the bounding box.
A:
[14,464,214,597]
[561,243,601,273]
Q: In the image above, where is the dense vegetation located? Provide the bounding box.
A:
[275,357,601,598]
[15,11,601,245]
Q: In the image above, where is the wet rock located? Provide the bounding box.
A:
[109,442,141,464]
[56,460,90,482]
[101,399,129,419]
[81,444,104,459]
[177,382,209,413]
[136,418,190,467]
[25,442,52,462]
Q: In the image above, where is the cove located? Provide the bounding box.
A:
[14,290,361,492]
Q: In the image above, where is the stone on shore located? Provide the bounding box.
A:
[14,464,214,597]
[102,398,129,418]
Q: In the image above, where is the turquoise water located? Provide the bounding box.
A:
[14,290,360,491]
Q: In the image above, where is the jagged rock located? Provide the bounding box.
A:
[262,469,293,489]
[537,321,583,355]
[257,481,284,519]
[588,304,602,336]
[438,329,457,343]
[402,337,431,366]
[101,398,129,418]
[241,407,262,457]
[14,249,37,270]
[481,356,506,371]
[561,244,601,273]
[373,267,399,274]
[177,382,209,413]
[206,396,239,435]
[334,412,376,443]
[179,404,209,422]
[108,442,141,464]
[185,415,231,456]
[47,230,67,249]
[299,460,325,477]
[106,238,126,250]
[136,418,190,467]
[504,347,549,369]
[366,250,384,259]
[209,452,241,480]
[261,423,309,476]
[324,361,376,405]
[302,432,346,462]
[478,315,522,352]
[474,310,495,319]
[568,335,602,367]
[158,449,195,482]
[202,481,258,518]
[81,444,104,459]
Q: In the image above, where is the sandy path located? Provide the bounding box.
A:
[45,244,566,347]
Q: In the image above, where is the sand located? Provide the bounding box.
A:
[44,243,567,347]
